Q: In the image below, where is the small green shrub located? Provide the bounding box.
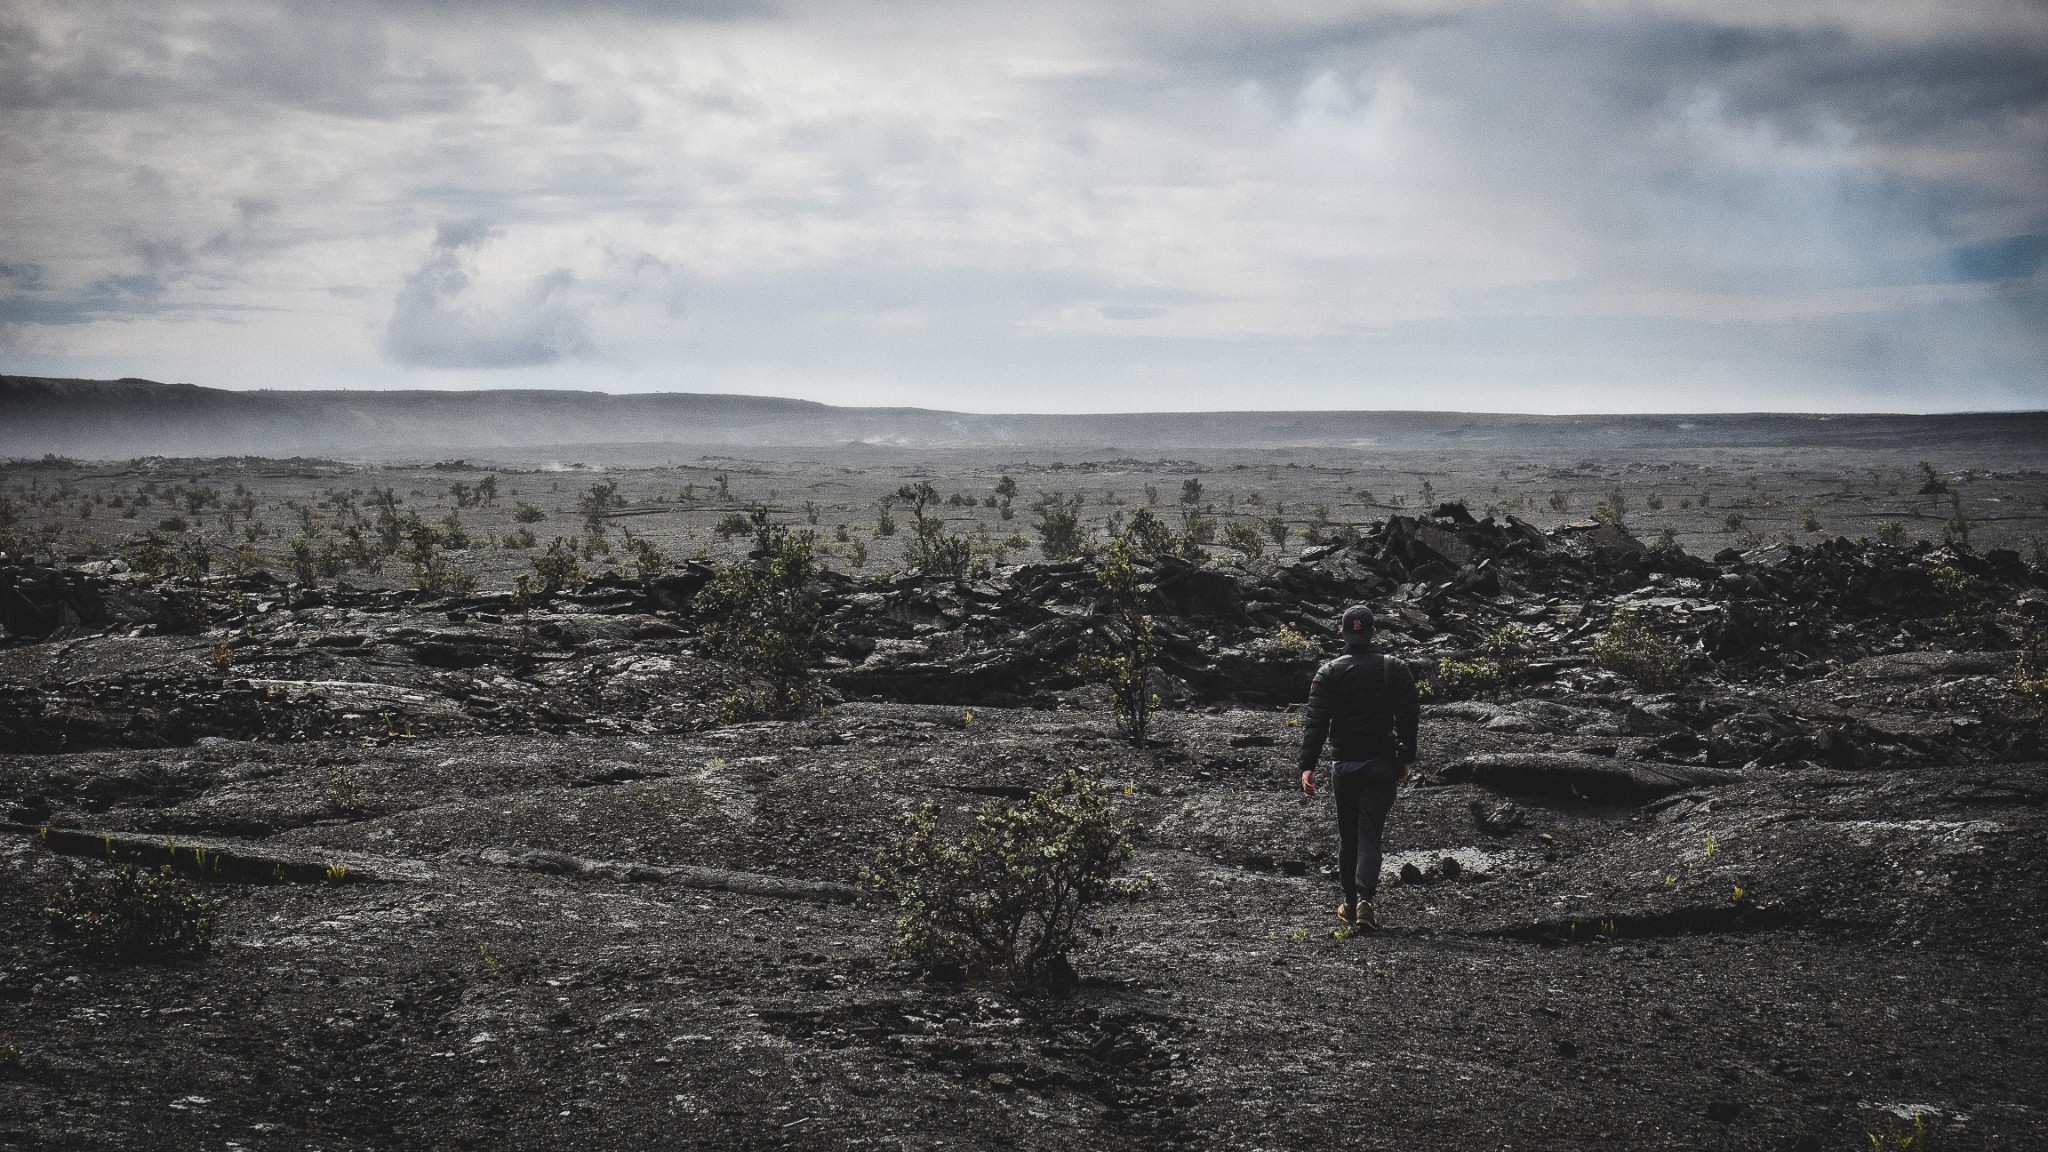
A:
[1032,492,1086,561]
[1221,521,1265,558]
[1074,539,1157,746]
[513,501,546,523]
[1586,610,1684,690]
[1120,506,1175,556]
[533,537,583,595]
[626,532,669,579]
[698,530,827,718]
[1482,624,1535,681]
[1430,658,1501,702]
[1269,622,1321,659]
[2014,623,2048,720]
[1424,625,1536,701]
[44,866,218,958]
[1594,487,1629,528]
[867,769,1132,987]
[1867,1113,1932,1151]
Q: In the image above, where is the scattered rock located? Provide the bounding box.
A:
[1470,799,1528,835]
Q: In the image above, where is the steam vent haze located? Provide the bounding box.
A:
[6,5,2048,1152]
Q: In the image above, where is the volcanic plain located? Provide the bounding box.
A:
[2,430,2047,1151]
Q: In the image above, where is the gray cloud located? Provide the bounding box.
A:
[381,222,595,369]
[0,0,2043,408]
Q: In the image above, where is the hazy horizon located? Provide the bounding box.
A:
[3,2,2045,414]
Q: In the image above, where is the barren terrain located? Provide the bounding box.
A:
[3,423,2047,1151]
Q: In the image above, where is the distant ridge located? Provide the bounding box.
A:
[4,376,2044,459]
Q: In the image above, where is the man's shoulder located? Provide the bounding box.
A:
[1314,653,1357,681]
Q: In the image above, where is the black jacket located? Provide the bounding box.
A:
[1297,646,1420,772]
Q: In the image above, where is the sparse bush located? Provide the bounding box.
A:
[327,766,362,815]
[1033,492,1087,562]
[1724,511,1747,532]
[513,501,546,523]
[1917,462,1948,496]
[1482,624,1535,682]
[1120,506,1175,556]
[1176,509,1217,558]
[1876,520,1907,546]
[288,536,318,586]
[1594,488,1629,528]
[1179,478,1203,505]
[533,537,583,595]
[1221,521,1264,559]
[44,865,218,958]
[627,533,669,579]
[1940,491,1971,549]
[504,527,537,549]
[1548,490,1569,512]
[2013,623,2048,720]
[1645,493,1663,510]
[578,480,625,530]
[1587,610,1683,690]
[440,510,470,549]
[1429,658,1501,702]
[1269,622,1320,659]
[1867,1113,1932,1151]
[1801,508,1823,533]
[215,544,257,580]
[1074,539,1157,746]
[899,481,973,578]
[698,530,827,718]
[866,768,1132,987]
[127,536,176,575]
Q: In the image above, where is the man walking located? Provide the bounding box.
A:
[1298,604,1420,930]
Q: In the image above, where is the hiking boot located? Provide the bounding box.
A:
[1356,900,1381,930]
[1335,900,1358,927]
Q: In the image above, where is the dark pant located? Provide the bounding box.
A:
[1334,761,1401,902]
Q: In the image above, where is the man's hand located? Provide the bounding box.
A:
[1397,762,1414,784]
[1300,769,1316,795]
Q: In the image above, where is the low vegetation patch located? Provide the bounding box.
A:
[1074,539,1157,746]
[1427,624,1537,701]
[1587,610,1684,690]
[698,527,827,719]
[867,769,1133,988]
[44,865,218,958]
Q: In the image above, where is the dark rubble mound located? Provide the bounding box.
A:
[1,505,2043,760]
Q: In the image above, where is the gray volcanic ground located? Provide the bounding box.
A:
[1,386,2046,1150]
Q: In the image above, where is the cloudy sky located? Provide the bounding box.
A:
[1,0,2044,413]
